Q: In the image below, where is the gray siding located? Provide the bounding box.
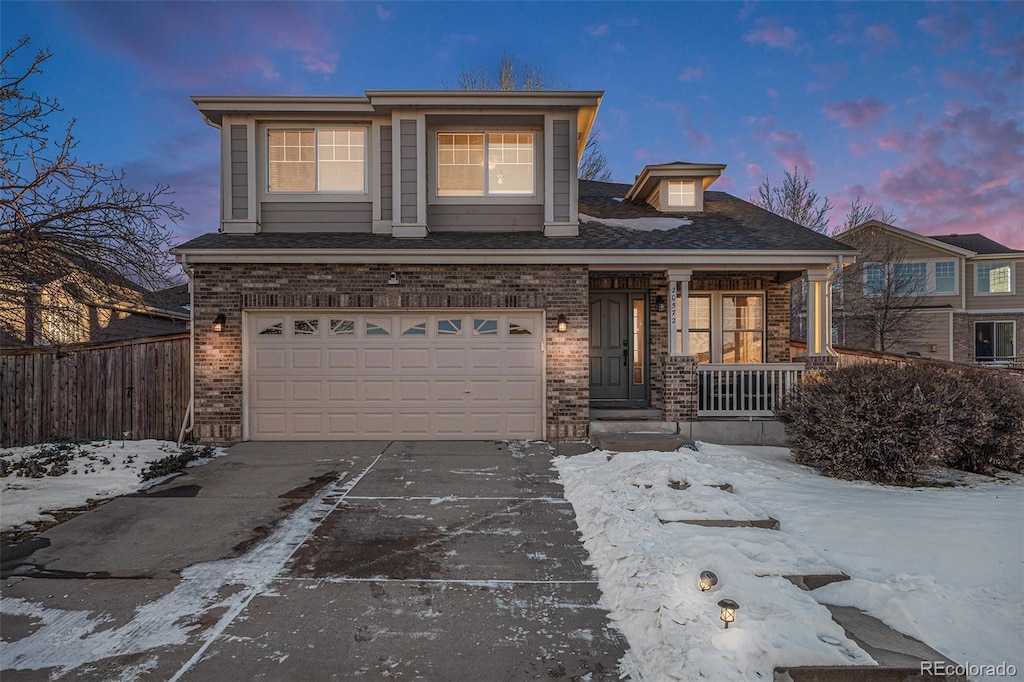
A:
[400,120,418,223]
[552,120,571,222]
[230,125,248,219]
[428,204,544,232]
[260,202,372,232]
[380,125,393,221]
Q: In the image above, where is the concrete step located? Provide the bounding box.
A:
[590,408,664,421]
[589,420,678,435]
[774,606,966,681]
[589,432,693,452]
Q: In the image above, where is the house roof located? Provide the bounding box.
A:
[175,181,855,261]
[929,233,1022,255]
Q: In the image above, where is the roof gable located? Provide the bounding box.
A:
[835,220,976,257]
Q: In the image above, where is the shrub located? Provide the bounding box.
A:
[775,363,1024,484]
[139,445,217,482]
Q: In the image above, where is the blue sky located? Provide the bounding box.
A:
[4,1,1022,248]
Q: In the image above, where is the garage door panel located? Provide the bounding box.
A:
[327,348,358,370]
[253,348,287,371]
[247,311,543,440]
[506,379,541,402]
[290,348,323,370]
[290,380,323,402]
[327,380,358,402]
[363,380,393,402]
[434,348,466,369]
[252,379,286,404]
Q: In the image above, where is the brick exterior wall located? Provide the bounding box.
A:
[663,355,698,420]
[191,263,590,442]
[952,312,1024,364]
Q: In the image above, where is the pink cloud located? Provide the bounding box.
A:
[917,8,971,50]
[864,24,896,46]
[302,53,339,75]
[941,69,996,92]
[968,176,1012,197]
[744,19,799,50]
[823,97,887,128]
[678,67,703,82]
[375,4,393,20]
[746,163,763,179]
[849,142,868,157]
[585,23,610,38]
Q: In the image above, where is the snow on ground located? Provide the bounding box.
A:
[578,213,692,231]
[554,444,1023,681]
[0,440,224,531]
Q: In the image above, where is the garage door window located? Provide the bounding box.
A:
[437,318,463,335]
[259,321,283,335]
[294,319,318,335]
[402,321,427,336]
[366,321,391,336]
[474,318,499,335]
[330,319,355,335]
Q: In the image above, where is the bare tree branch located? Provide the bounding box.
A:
[1,37,185,347]
[753,165,833,234]
[837,196,898,235]
[445,52,611,181]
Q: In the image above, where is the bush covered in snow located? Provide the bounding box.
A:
[775,363,1024,484]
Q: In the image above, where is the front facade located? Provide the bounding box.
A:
[835,221,1023,364]
[175,90,855,442]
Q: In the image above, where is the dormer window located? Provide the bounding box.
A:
[667,180,696,209]
[437,132,535,197]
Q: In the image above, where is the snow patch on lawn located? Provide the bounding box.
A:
[555,444,1023,680]
[0,440,224,531]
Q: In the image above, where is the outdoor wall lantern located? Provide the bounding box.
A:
[557,314,568,333]
[656,296,667,312]
[699,570,718,592]
[212,313,226,333]
[388,271,400,285]
[718,599,739,628]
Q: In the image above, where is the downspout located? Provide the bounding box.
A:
[177,253,195,445]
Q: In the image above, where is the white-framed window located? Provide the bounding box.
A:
[975,321,1015,362]
[863,260,960,296]
[267,127,366,193]
[975,261,1013,295]
[437,131,535,197]
[667,180,697,208]
[676,292,764,364]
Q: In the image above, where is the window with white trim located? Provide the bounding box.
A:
[975,321,1015,362]
[268,127,366,193]
[863,260,959,296]
[675,293,764,364]
[667,180,696,208]
[976,261,1013,294]
[437,132,534,196]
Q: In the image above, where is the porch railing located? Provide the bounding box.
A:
[697,363,806,417]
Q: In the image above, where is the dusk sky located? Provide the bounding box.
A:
[4,1,1023,249]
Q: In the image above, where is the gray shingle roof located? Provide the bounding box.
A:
[929,233,1021,254]
[174,181,855,254]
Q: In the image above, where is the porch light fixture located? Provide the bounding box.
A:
[557,314,568,333]
[718,599,739,628]
[388,271,400,285]
[699,570,718,592]
[212,313,226,333]
[656,296,666,312]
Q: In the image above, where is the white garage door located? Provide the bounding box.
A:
[246,310,545,440]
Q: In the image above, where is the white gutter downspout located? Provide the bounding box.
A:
[177,253,195,445]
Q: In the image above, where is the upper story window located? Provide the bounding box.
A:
[268,127,366,193]
[976,261,1013,295]
[863,260,958,296]
[437,132,534,197]
[667,180,697,209]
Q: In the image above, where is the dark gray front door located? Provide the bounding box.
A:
[589,293,631,401]
[590,292,649,405]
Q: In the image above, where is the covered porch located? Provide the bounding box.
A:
[589,262,840,425]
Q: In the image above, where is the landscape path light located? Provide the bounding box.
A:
[699,570,718,592]
[718,599,738,628]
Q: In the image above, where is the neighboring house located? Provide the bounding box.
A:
[0,255,190,347]
[173,90,856,443]
[834,220,1023,363]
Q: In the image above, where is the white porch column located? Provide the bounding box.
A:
[805,268,832,356]
[667,269,692,356]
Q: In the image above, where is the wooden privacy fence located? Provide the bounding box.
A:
[0,333,190,448]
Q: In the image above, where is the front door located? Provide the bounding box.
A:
[589,292,648,404]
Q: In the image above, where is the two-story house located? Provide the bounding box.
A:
[835,221,1022,363]
[172,90,856,443]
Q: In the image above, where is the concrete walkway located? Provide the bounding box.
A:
[1,441,626,680]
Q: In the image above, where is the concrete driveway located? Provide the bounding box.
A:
[1,441,627,680]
